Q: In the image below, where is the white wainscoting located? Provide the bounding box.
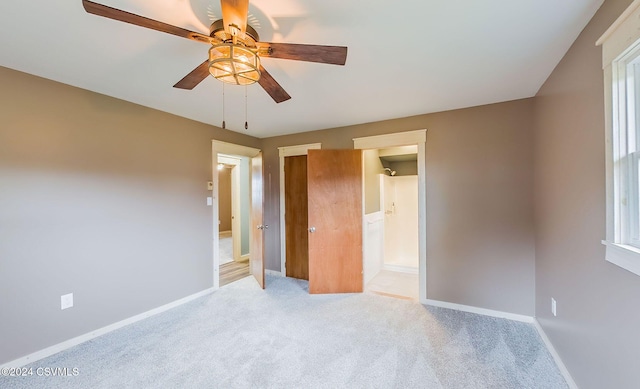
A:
[363,211,384,285]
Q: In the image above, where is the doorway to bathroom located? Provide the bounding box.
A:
[355,130,427,302]
[365,147,419,299]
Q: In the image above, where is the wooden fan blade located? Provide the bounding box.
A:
[82,0,211,44]
[173,60,210,90]
[220,0,249,35]
[256,43,347,65]
[258,65,291,103]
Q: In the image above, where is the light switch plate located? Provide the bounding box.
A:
[207,197,213,206]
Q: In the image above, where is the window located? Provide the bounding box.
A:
[598,0,640,276]
[613,47,640,248]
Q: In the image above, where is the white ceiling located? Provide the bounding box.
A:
[0,0,603,138]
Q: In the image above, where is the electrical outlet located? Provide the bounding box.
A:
[61,293,73,310]
[551,297,557,317]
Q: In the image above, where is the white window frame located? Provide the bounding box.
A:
[597,0,640,276]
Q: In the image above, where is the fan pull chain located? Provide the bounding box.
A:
[244,86,249,130]
[221,83,226,130]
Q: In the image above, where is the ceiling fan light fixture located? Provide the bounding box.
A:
[209,43,260,86]
[81,1,346,103]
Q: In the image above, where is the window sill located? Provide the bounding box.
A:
[603,241,640,276]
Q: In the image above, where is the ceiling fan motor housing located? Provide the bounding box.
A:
[209,19,259,47]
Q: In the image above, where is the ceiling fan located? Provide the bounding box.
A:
[82,0,348,103]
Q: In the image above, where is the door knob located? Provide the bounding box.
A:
[264,224,269,229]
[309,227,316,233]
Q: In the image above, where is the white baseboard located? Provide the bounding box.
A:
[533,319,578,389]
[423,299,575,387]
[423,298,534,323]
[219,230,232,238]
[0,287,215,369]
[265,270,282,277]
[240,254,250,261]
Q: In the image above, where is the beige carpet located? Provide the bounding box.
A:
[0,275,569,388]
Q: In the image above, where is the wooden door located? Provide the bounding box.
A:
[250,152,265,289]
[307,149,363,294]
[285,155,309,280]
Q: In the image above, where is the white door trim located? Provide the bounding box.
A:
[353,130,427,303]
[212,140,260,290]
[278,143,322,276]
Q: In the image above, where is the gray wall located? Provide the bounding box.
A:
[0,66,260,364]
[533,0,640,387]
[261,98,536,315]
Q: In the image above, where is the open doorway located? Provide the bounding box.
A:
[355,130,427,302]
[216,158,234,265]
[363,147,419,299]
[212,141,263,289]
[217,154,249,286]
[217,155,241,264]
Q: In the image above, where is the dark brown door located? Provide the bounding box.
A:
[250,152,265,289]
[307,149,363,294]
[285,155,309,280]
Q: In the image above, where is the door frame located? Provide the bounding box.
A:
[278,143,322,276]
[353,129,427,303]
[218,154,242,261]
[212,140,261,290]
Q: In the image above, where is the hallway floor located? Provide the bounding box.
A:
[219,234,233,265]
[365,269,419,300]
[219,260,250,287]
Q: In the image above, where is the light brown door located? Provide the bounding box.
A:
[307,149,363,294]
[285,155,309,280]
[250,152,265,289]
